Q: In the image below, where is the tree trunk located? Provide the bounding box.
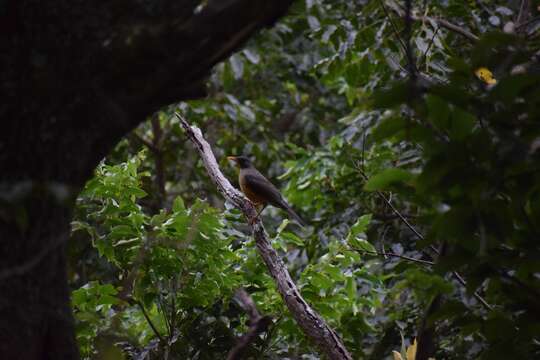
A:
[0,195,79,359]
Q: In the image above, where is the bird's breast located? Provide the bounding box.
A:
[239,173,266,205]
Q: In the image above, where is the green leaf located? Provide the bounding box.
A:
[372,82,409,108]
[363,168,413,191]
[72,288,87,307]
[349,214,372,237]
[349,237,376,253]
[310,272,334,291]
[172,196,185,212]
[95,237,116,264]
[275,219,289,240]
[345,276,357,301]
[281,231,304,246]
[324,264,345,282]
[426,94,450,130]
[450,107,475,140]
[372,116,406,141]
[109,225,136,240]
[490,74,540,100]
[125,187,147,198]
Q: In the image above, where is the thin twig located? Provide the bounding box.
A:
[157,294,173,339]
[450,271,493,310]
[404,0,418,80]
[377,0,419,77]
[516,0,531,27]
[420,26,440,69]
[136,300,165,343]
[355,248,435,265]
[429,16,479,42]
[378,0,409,56]
[516,16,540,30]
[374,213,418,220]
[169,278,177,343]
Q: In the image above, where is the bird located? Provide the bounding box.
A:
[227,155,306,226]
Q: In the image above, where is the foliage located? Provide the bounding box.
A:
[70,0,540,359]
[72,154,247,358]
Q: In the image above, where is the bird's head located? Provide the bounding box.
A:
[227,155,253,169]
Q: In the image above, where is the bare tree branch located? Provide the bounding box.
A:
[177,112,353,360]
[516,0,531,27]
[355,248,435,265]
[378,0,409,58]
[136,300,165,344]
[227,289,272,360]
[515,16,540,30]
[386,1,479,42]
[404,0,418,80]
[424,15,479,42]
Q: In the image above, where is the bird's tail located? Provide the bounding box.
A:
[282,202,307,227]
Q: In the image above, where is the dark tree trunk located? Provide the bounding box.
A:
[0,196,79,359]
[416,295,441,360]
[0,1,293,358]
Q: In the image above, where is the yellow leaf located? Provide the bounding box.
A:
[393,350,404,360]
[406,338,417,360]
[475,67,497,85]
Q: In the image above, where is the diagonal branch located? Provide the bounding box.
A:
[176,112,352,360]
[136,300,165,343]
[354,248,435,265]
[516,0,531,27]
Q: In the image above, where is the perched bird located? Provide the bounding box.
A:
[227,155,306,226]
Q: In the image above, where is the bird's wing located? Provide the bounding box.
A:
[243,173,284,207]
[244,173,307,226]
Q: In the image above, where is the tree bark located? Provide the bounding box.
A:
[0,1,293,358]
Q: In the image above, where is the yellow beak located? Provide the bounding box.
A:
[227,156,239,167]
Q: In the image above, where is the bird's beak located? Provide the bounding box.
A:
[227,156,238,165]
